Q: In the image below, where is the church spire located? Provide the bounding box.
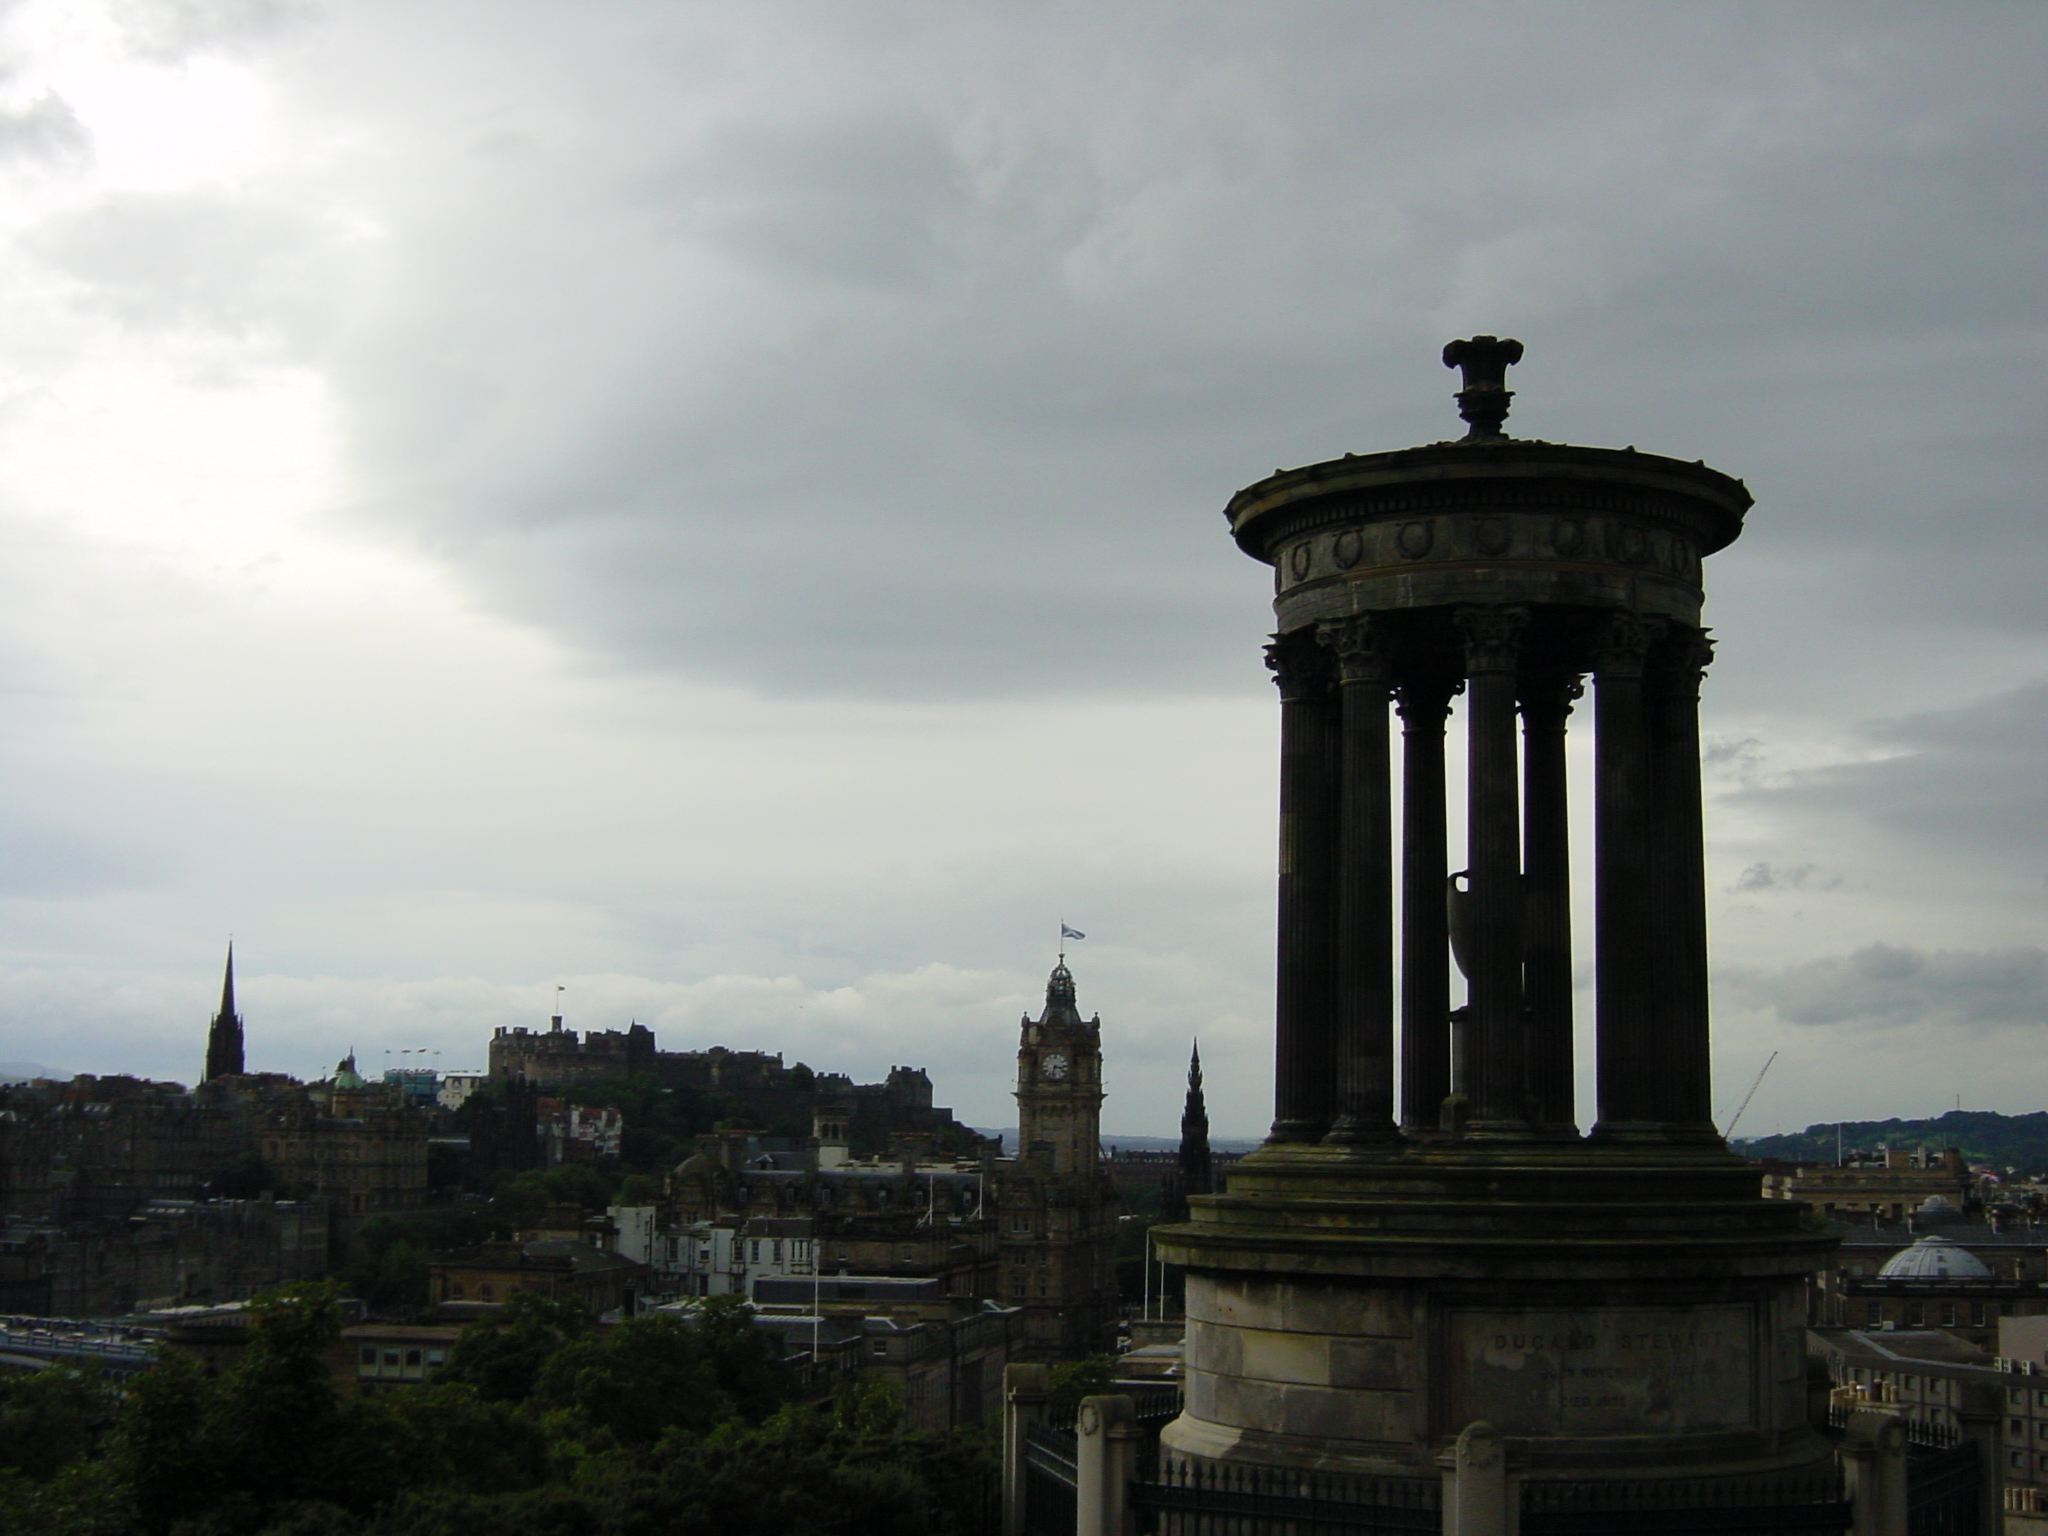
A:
[203,943,245,1082]
[1178,1038,1213,1201]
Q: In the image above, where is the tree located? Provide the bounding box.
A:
[437,1291,593,1403]
[0,1362,115,1480]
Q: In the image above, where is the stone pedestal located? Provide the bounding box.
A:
[1155,1141,1835,1488]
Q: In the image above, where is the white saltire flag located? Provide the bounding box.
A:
[1061,924,1086,941]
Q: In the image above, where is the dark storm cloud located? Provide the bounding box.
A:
[60,1,2048,708]
[1722,942,2047,1032]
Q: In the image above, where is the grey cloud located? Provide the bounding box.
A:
[8,3,2020,706]
[0,92,88,167]
[113,0,318,61]
[1732,681,2048,874]
[0,818,171,898]
[30,194,343,346]
[1721,942,2047,1031]
[1732,863,1841,893]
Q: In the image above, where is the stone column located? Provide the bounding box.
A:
[1397,673,1458,1132]
[1267,630,1340,1143]
[1649,628,1715,1134]
[1442,1421,1516,1536]
[1319,617,1399,1145]
[1455,605,1530,1133]
[1519,670,1581,1133]
[1074,1394,1139,1536]
[1001,1362,1051,1536]
[1591,613,1664,1135]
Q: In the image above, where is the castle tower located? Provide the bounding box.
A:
[202,944,244,1082]
[1155,341,1835,1500]
[995,959,1121,1358]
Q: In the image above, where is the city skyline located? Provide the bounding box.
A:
[0,3,2042,1138]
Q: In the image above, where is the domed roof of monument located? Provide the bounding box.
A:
[674,1150,720,1178]
[1877,1233,1990,1281]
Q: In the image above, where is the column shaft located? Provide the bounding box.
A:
[1520,671,1581,1133]
[1649,629,1716,1133]
[1397,676,1457,1133]
[1319,618,1398,1144]
[1592,613,1664,1135]
[1456,606,1530,1132]
[1267,632,1340,1143]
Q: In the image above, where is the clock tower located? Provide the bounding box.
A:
[994,958,1120,1359]
[1016,958,1103,1176]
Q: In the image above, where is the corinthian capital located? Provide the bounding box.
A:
[1454,605,1529,675]
[1264,630,1333,703]
[1315,616,1392,686]
[1658,626,1716,694]
[1592,612,1666,679]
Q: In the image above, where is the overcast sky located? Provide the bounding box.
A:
[0,1,2041,1140]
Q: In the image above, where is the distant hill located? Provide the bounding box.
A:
[0,1061,59,1083]
[1737,1110,2048,1175]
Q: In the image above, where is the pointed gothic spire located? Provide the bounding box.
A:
[203,943,245,1082]
[1178,1037,1213,1202]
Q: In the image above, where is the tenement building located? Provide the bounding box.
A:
[1153,340,1835,1506]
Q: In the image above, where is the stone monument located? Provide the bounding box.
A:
[1154,339,1835,1495]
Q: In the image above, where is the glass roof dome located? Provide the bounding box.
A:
[1877,1232,1991,1281]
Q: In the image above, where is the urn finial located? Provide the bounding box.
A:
[1442,335,1524,441]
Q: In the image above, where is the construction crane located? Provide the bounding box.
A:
[1722,1051,1779,1140]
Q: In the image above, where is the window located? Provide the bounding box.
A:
[359,1346,376,1367]
[2012,1389,2026,1406]
[1866,1301,1885,1325]
[2037,1390,2048,1409]
[478,1284,494,1302]
[404,1349,421,1368]
[426,1350,445,1367]
[383,1350,400,1368]
[871,1338,889,1357]
[1973,1303,1988,1327]
[2014,1420,2027,1438]
[1906,1302,1925,1326]
[2013,1451,2026,1470]
[1011,1214,1032,1234]
[1941,1302,1957,1327]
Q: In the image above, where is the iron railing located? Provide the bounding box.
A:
[1131,1461,1439,1535]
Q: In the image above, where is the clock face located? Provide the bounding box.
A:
[1040,1052,1070,1081]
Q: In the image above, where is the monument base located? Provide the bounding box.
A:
[1152,1139,1836,1485]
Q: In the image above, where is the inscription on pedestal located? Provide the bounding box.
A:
[1445,1305,1755,1437]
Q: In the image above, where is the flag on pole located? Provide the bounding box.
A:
[1061,924,1086,941]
